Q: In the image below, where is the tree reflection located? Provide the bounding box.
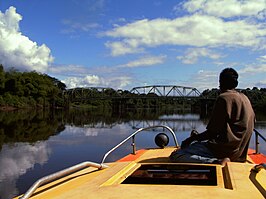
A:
[0,110,65,150]
[0,108,202,151]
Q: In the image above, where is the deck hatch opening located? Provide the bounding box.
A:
[122,164,217,185]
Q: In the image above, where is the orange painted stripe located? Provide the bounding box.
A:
[117,148,266,164]
[248,149,266,164]
[117,149,147,162]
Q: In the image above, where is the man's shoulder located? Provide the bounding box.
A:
[219,90,238,98]
[219,90,251,103]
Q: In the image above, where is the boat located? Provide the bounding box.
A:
[15,125,266,199]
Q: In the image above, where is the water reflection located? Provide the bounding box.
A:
[0,110,65,151]
[0,142,51,199]
[0,109,265,199]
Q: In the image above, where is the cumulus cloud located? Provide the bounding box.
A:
[177,48,223,64]
[51,55,165,89]
[182,0,266,19]
[49,64,128,89]
[103,14,266,56]
[105,41,144,56]
[62,75,103,88]
[0,6,53,72]
[62,74,132,89]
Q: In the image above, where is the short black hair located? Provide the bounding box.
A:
[219,68,238,89]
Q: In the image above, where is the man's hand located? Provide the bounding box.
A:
[181,137,194,149]
[181,130,199,149]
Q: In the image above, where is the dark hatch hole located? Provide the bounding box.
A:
[122,164,217,185]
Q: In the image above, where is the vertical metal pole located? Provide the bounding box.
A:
[132,135,136,154]
[255,131,259,154]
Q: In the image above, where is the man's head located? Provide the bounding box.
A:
[219,68,238,90]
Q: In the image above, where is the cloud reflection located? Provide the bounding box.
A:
[0,142,51,199]
[63,124,130,137]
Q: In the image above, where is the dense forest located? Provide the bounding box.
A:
[0,64,66,109]
[0,65,266,112]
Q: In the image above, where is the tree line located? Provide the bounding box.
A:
[0,65,66,109]
[201,87,266,112]
[0,65,266,112]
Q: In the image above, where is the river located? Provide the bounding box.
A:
[0,108,265,199]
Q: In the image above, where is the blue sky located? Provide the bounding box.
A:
[0,0,266,91]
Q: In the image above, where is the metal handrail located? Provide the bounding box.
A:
[254,128,266,154]
[19,161,108,199]
[101,125,178,164]
[251,163,266,173]
[19,125,177,199]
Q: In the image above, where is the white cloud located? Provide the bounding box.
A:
[238,63,266,74]
[189,64,266,90]
[51,56,166,89]
[182,0,266,18]
[105,75,132,88]
[118,55,166,68]
[84,75,101,84]
[54,63,134,89]
[62,74,132,89]
[232,63,266,88]
[257,55,266,62]
[62,75,103,88]
[177,48,223,64]
[105,41,144,56]
[0,6,53,72]
[103,14,266,56]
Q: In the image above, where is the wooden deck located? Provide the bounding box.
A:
[15,147,266,199]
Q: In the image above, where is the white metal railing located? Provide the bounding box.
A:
[101,125,178,164]
[253,128,266,154]
[19,125,178,199]
[19,161,108,199]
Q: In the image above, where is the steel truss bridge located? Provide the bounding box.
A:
[130,85,201,97]
[64,85,202,100]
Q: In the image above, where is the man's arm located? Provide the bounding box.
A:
[181,130,211,148]
[181,96,228,148]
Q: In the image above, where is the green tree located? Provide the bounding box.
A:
[0,67,67,108]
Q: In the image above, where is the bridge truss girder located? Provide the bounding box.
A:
[129,85,201,97]
[63,85,202,101]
